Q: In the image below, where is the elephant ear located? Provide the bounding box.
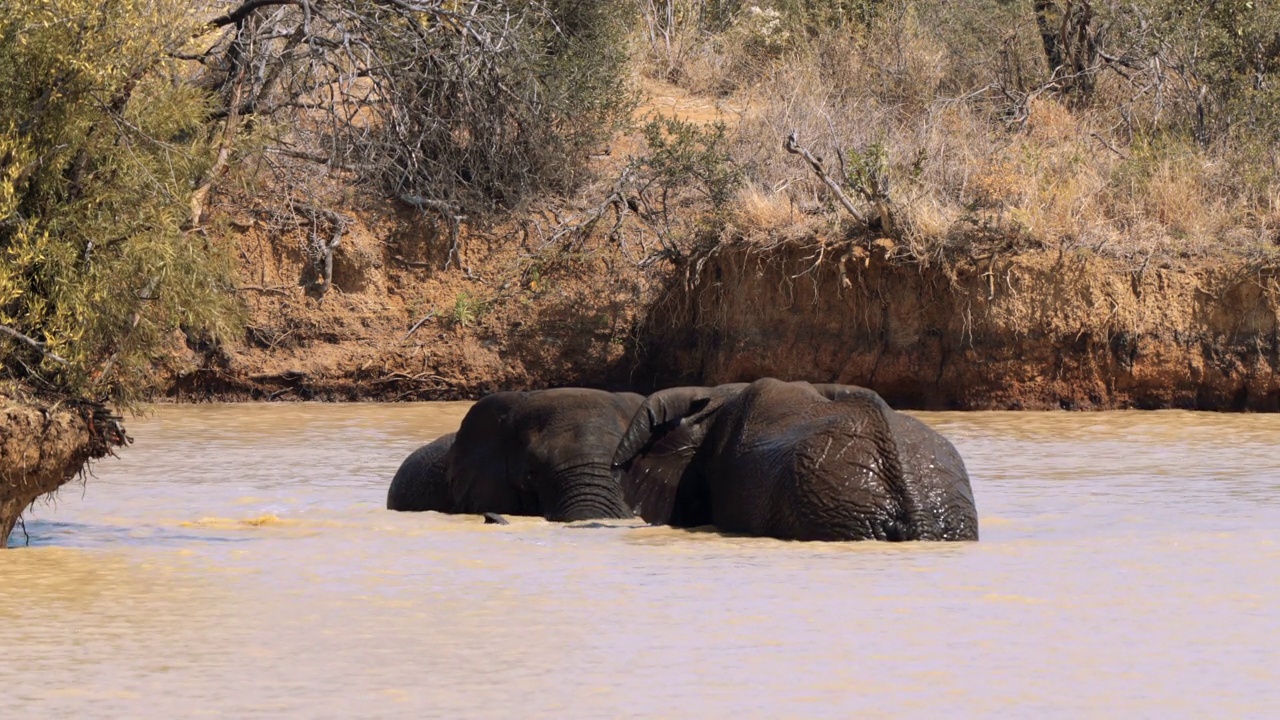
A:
[387,433,457,511]
[822,385,979,541]
[447,392,535,515]
[613,385,740,524]
[884,410,980,541]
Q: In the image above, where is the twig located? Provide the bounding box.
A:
[1090,132,1129,159]
[0,324,70,367]
[235,284,293,295]
[402,311,437,341]
[397,194,459,214]
[783,131,868,225]
[390,255,433,269]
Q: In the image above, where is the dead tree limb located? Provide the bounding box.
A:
[209,0,301,28]
[293,201,349,298]
[398,194,466,270]
[0,325,70,367]
[188,63,245,230]
[784,131,868,225]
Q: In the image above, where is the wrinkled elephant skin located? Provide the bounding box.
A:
[614,378,978,541]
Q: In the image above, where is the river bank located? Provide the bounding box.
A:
[641,239,1280,410]
[162,199,1280,411]
[0,385,128,547]
[14,220,1277,547]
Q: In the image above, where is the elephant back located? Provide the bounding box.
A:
[883,411,979,541]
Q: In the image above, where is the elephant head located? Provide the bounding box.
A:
[614,379,979,542]
[387,432,456,512]
[612,383,746,525]
[446,388,645,521]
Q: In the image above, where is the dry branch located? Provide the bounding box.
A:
[0,325,70,367]
[235,284,294,295]
[784,131,868,225]
[402,310,437,341]
[291,201,350,298]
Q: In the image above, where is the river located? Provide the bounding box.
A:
[3,403,1279,718]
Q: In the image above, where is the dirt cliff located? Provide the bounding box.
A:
[636,238,1280,410]
[167,196,1280,411]
[166,199,648,401]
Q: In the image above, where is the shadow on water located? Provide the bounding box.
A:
[564,519,652,530]
[15,519,257,548]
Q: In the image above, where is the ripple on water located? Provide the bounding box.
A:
[2,403,1279,717]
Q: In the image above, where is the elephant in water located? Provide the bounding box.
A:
[612,378,978,541]
[385,432,455,513]
[387,388,645,521]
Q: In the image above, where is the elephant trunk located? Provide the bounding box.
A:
[612,388,712,469]
[548,463,632,521]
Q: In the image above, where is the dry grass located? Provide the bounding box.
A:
[726,184,810,240]
[629,1,1280,262]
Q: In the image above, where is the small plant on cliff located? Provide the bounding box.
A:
[842,141,898,235]
[449,292,486,328]
[639,115,743,211]
[0,0,237,405]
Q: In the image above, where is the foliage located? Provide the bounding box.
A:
[196,0,637,218]
[0,0,237,405]
[771,0,884,36]
[629,0,1280,258]
[639,115,742,210]
[1128,0,1280,143]
[449,291,486,328]
[843,142,890,201]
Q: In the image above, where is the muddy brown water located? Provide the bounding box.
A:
[3,404,1280,718]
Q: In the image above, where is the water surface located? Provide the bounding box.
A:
[3,404,1279,718]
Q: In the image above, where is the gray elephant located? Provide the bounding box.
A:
[612,378,978,541]
[387,388,645,521]
[386,432,455,513]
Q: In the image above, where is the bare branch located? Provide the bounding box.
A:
[402,310,437,341]
[209,0,301,28]
[783,131,868,225]
[0,325,70,367]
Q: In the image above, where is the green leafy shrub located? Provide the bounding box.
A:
[640,115,743,210]
[449,291,487,328]
[0,0,237,405]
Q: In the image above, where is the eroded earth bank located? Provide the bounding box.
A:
[166,204,1280,412]
[0,386,127,547]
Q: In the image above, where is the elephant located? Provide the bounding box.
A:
[386,432,455,513]
[387,388,646,522]
[612,378,978,541]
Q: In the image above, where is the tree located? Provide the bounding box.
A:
[191,0,636,218]
[0,0,237,405]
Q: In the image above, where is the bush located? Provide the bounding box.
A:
[203,0,638,218]
[640,115,742,210]
[629,0,1280,258]
[0,0,237,405]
